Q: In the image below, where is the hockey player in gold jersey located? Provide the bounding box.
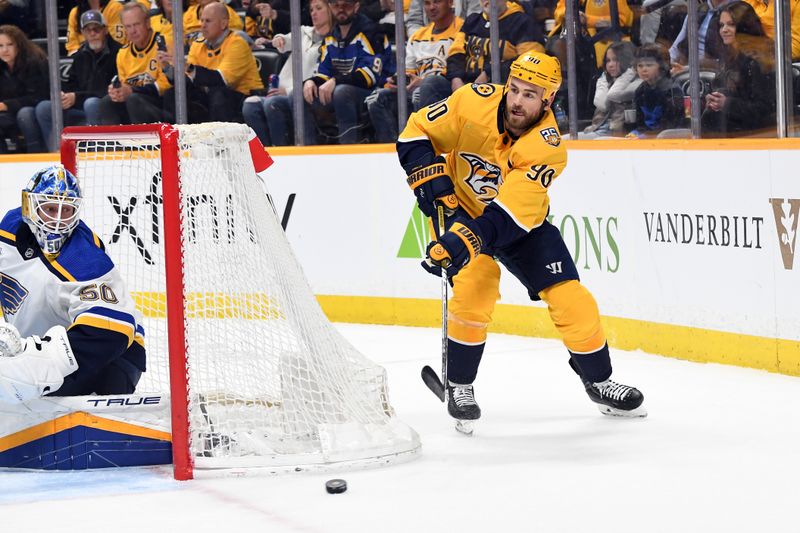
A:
[397,51,646,426]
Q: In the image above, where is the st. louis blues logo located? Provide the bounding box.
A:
[0,273,28,316]
[540,127,561,147]
[460,152,502,203]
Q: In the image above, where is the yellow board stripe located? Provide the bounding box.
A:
[0,412,171,453]
[315,295,800,377]
[132,291,284,320]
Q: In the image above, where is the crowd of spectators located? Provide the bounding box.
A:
[0,0,797,152]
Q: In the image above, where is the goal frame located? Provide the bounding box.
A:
[61,124,193,479]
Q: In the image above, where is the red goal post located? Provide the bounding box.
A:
[60,123,420,479]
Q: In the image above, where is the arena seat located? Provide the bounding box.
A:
[252,48,287,86]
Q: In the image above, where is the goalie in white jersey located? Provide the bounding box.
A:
[0,165,146,404]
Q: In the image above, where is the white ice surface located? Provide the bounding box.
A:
[2,324,799,533]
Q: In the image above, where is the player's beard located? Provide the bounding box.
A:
[504,103,545,135]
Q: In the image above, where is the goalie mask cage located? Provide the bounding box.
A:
[60,123,420,479]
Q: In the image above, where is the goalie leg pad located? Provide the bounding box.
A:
[0,325,79,404]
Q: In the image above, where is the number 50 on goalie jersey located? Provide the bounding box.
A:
[0,208,146,386]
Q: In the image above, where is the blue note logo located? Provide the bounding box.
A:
[0,273,29,315]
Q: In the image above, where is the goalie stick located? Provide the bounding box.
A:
[421,202,451,402]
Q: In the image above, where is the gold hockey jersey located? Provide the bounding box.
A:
[116,31,172,94]
[187,31,264,95]
[66,0,151,55]
[399,83,567,237]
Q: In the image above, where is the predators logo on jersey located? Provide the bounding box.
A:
[539,127,561,147]
[460,152,502,203]
[125,72,157,88]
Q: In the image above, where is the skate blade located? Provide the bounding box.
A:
[597,404,648,418]
[454,420,475,436]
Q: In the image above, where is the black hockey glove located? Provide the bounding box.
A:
[423,220,482,279]
[406,156,459,217]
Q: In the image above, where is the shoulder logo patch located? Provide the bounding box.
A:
[470,83,496,97]
[540,127,561,147]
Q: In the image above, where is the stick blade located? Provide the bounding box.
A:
[421,365,446,402]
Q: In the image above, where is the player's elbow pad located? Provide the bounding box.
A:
[0,326,79,404]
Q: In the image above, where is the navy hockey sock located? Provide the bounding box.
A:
[568,343,612,383]
[447,340,484,384]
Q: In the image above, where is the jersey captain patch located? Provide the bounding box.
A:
[0,273,29,316]
[460,152,503,203]
[539,127,561,147]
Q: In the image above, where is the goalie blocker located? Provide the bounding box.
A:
[0,326,78,404]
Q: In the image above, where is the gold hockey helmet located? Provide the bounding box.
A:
[506,51,562,104]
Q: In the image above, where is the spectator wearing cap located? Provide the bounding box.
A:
[66,0,151,56]
[96,2,172,125]
[35,10,122,151]
[160,1,263,122]
[302,0,386,144]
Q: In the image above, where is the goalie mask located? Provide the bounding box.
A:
[21,165,83,255]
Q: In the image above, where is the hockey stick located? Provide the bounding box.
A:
[420,202,450,402]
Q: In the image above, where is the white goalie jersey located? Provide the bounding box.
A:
[0,208,146,397]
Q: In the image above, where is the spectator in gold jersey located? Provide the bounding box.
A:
[160,1,263,122]
[184,0,245,43]
[96,2,172,125]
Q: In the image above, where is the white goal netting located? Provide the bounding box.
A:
[67,123,419,474]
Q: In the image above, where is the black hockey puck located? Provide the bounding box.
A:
[325,479,347,494]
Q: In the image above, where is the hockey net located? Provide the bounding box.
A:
[60,123,420,479]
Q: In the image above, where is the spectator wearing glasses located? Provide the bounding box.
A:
[66,0,150,56]
[302,0,386,144]
[35,10,122,151]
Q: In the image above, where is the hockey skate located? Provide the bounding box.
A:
[447,382,481,435]
[568,358,646,417]
[583,379,647,418]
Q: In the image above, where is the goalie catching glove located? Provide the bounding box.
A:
[0,325,78,404]
[0,322,23,357]
[424,221,482,278]
[406,156,459,217]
